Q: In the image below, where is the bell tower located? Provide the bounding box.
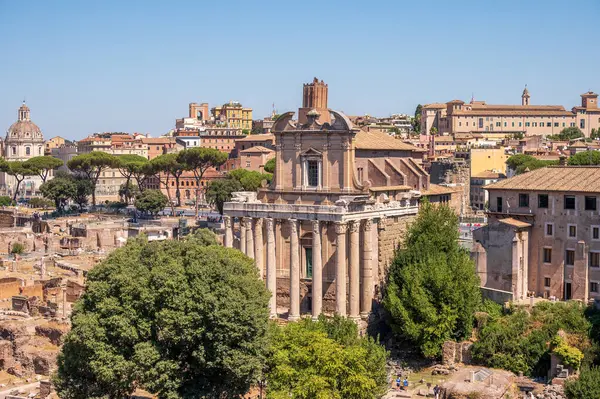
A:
[18,101,30,121]
[521,85,530,106]
[298,77,331,125]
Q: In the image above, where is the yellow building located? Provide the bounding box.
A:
[470,147,509,177]
[211,101,253,131]
[45,136,66,155]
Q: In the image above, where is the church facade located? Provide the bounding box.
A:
[1,103,46,197]
[223,79,446,321]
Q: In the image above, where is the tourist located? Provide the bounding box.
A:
[403,378,408,390]
[395,376,401,390]
[433,384,440,399]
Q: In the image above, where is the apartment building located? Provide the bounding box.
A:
[473,166,600,302]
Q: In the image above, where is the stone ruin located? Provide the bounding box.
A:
[442,340,473,366]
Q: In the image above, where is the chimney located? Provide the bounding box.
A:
[559,155,567,166]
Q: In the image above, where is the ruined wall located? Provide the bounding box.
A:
[377,215,415,291]
[473,223,517,292]
[0,277,22,300]
[21,282,43,299]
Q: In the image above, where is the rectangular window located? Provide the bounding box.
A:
[580,119,585,129]
[564,195,576,210]
[519,122,522,127]
[307,160,319,187]
[478,118,483,128]
[585,196,597,211]
[496,196,503,212]
[546,223,553,236]
[565,250,575,266]
[305,247,313,278]
[504,122,507,127]
[525,122,530,127]
[544,277,551,288]
[519,193,529,207]
[590,252,600,268]
[496,122,501,127]
[512,122,515,127]
[592,226,600,240]
[563,122,566,127]
[591,282,599,293]
[538,194,549,208]
[568,225,577,238]
[543,248,552,263]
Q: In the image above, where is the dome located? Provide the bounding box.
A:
[7,120,43,140]
[6,102,44,141]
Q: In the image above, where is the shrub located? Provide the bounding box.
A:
[10,242,25,255]
[564,367,600,399]
[29,197,54,209]
[0,196,13,206]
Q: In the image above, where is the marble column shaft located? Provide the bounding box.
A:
[253,218,264,279]
[311,220,322,320]
[334,222,347,316]
[224,216,233,248]
[240,218,247,254]
[246,218,254,259]
[361,219,373,317]
[349,221,360,319]
[289,219,300,321]
[266,218,277,318]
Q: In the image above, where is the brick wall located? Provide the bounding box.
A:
[0,277,22,299]
[377,215,415,289]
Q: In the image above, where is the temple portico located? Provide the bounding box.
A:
[223,192,419,319]
[223,78,429,323]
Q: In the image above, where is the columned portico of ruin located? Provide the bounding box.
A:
[223,192,418,320]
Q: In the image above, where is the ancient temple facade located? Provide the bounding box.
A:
[223,81,429,320]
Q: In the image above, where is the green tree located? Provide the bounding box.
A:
[228,169,271,191]
[134,189,168,216]
[67,152,119,207]
[557,127,585,141]
[264,158,275,174]
[71,175,94,211]
[116,154,149,192]
[506,154,558,174]
[177,148,228,216]
[23,156,64,183]
[383,201,481,358]
[565,367,600,399]
[412,104,422,134]
[53,235,270,399]
[0,196,13,206]
[568,151,600,165]
[205,178,243,214]
[591,128,600,140]
[4,161,36,201]
[149,153,186,210]
[40,177,76,211]
[266,316,388,399]
[119,182,140,204]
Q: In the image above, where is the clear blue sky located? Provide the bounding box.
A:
[1,0,599,140]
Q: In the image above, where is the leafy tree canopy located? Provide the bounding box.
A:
[565,367,600,399]
[568,151,600,166]
[228,169,272,191]
[54,235,270,399]
[40,177,76,211]
[263,158,275,174]
[177,148,228,178]
[471,301,593,376]
[4,161,36,200]
[266,315,388,399]
[134,189,168,215]
[506,154,558,174]
[383,201,481,358]
[23,156,63,182]
[557,127,585,141]
[67,152,119,206]
[205,178,243,214]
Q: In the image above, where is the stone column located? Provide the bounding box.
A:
[289,219,300,321]
[334,221,347,316]
[240,218,247,255]
[246,218,254,259]
[349,221,360,320]
[254,218,264,279]
[224,216,233,248]
[311,220,322,320]
[361,219,373,318]
[266,218,277,318]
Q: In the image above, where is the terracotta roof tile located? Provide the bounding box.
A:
[484,166,600,193]
[236,134,274,142]
[239,146,274,153]
[422,184,461,195]
[498,218,531,228]
[354,130,419,151]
